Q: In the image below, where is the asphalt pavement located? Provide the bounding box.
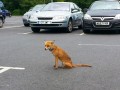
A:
[0,16,120,90]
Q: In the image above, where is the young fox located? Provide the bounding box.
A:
[44,40,92,69]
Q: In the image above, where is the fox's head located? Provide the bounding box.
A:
[44,40,55,51]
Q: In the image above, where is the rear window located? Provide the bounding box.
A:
[90,1,120,10]
[42,3,70,11]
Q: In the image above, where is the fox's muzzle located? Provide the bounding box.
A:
[45,48,48,50]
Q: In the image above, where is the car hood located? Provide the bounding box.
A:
[35,11,70,17]
[24,11,35,16]
[87,9,120,17]
[24,10,40,16]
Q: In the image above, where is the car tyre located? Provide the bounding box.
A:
[66,19,73,33]
[0,18,3,28]
[31,27,40,33]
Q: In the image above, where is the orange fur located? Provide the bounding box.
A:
[44,40,92,69]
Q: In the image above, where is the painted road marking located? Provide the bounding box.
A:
[17,32,32,35]
[0,66,25,74]
[78,44,120,47]
[75,33,85,36]
[0,25,24,29]
[80,33,85,35]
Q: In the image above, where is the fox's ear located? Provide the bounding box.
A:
[51,40,55,44]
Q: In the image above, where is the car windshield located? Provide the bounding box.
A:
[42,3,70,11]
[32,5,45,11]
[90,1,120,10]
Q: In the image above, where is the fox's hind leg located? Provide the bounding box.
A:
[64,62,73,69]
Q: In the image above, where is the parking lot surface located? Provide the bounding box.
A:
[0,16,120,90]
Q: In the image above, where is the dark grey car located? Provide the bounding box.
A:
[83,0,120,33]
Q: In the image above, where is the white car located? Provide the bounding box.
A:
[29,2,83,33]
[22,4,46,26]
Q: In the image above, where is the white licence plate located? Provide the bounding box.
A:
[38,21,51,24]
[96,22,110,25]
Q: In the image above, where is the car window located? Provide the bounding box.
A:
[32,5,45,11]
[71,3,75,9]
[42,3,70,11]
[90,1,120,10]
[73,4,79,10]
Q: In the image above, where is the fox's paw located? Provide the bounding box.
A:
[53,65,58,69]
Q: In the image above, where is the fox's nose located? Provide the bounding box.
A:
[45,48,47,50]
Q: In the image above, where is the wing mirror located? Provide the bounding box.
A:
[83,8,88,14]
[71,9,79,13]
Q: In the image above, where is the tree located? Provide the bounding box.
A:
[2,0,96,15]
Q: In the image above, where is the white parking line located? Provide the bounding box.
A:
[0,67,11,74]
[78,44,120,47]
[0,25,24,29]
[0,66,25,74]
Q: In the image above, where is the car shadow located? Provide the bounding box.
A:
[87,30,120,35]
[32,28,81,34]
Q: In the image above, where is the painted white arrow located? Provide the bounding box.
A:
[0,66,25,74]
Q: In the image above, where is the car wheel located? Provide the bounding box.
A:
[31,27,40,33]
[66,19,73,33]
[0,18,3,28]
[83,29,91,34]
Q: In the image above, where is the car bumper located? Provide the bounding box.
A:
[30,20,68,28]
[23,18,30,24]
[83,19,120,30]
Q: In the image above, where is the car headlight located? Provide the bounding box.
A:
[114,14,120,19]
[30,15,38,20]
[53,16,67,20]
[84,14,92,20]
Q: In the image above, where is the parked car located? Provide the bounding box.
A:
[4,9,11,17]
[29,2,83,33]
[0,9,5,28]
[1,9,11,17]
[83,0,120,33]
[22,4,46,27]
[0,8,6,19]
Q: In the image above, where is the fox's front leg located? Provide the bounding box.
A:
[54,56,59,69]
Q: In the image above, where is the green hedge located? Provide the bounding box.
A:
[2,0,95,15]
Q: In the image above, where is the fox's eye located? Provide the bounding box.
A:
[47,45,49,47]
[45,45,49,47]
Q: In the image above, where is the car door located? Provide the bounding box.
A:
[71,3,83,26]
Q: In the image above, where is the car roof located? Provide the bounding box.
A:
[49,2,73,4]
[97,0,119,1]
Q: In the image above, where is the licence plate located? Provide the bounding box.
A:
[96,22,110,25]
[38,21,51,24]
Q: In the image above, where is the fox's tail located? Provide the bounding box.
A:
[73,64,92,68]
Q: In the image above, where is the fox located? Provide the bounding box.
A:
[44,40,92,69]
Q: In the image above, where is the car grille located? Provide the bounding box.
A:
[92,17,114,21]
[38,17,53,20]
[91,17,114,28]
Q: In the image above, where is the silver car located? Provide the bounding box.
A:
[29,2,83,33]
[22,4,46,26]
